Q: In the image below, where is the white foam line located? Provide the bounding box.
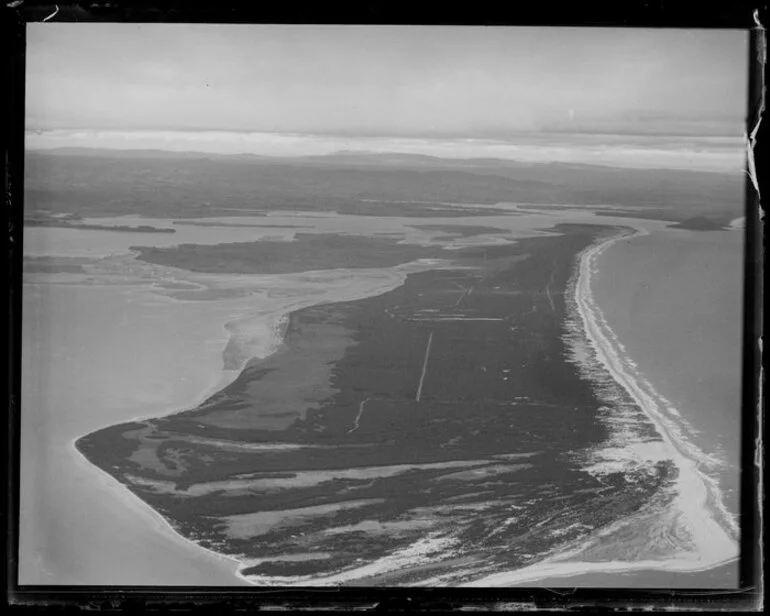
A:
[464,227,739,587]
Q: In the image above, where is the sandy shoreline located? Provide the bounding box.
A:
[64,261,454,585]
[64,320,256,581]
[69,442,249,579]
[462,227,739,587]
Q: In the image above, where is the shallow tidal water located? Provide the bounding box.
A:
[20,283,248,585]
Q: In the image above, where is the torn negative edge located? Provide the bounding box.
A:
[747,10,766,202]
[748,9,766,612]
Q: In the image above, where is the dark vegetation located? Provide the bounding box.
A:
[22,256,87,274]
[408,224,511,238]
[667,216,725,231]
[132,233,449,274]
[173,221,307,228]
[25,212,175,233]
[26,220,176,233]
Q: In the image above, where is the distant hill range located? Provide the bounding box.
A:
[26,147,744,226]
[667,216,726,231]
[34,147,606,171]
[39,147,270,161]
[30,146,730,174]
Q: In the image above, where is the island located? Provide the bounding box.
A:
[667,216,726,231]
[25,214,176,234]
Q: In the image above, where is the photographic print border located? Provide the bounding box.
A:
[4,1,765,611]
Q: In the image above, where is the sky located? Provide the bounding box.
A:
[24,25,749,171]
[26,24,748,137]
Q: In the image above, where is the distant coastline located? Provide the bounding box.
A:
[24,218,177,234]
[24,130,747,174]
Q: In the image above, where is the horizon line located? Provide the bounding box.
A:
[24,127,746,141]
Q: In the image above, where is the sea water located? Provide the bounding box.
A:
[20,282,249,585]
[592,227,743,521]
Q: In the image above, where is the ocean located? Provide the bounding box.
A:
[19,282,248,585]
[592,227,743,520]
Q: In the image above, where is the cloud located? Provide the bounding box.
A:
[25,128,746,173]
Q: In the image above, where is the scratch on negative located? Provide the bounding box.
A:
[42,4,59,21]
[746,9,766,203]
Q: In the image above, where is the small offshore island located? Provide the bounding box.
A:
[667,216,726,231]
[25,212,176,234]
[132,233,449,274]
